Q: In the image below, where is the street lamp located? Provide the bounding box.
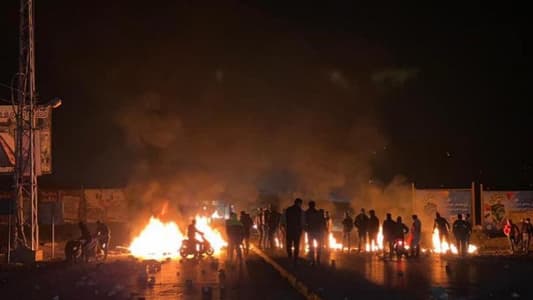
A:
[44,97,62,109]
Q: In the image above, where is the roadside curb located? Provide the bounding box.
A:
[251,246,323,300]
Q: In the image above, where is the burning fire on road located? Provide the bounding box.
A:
[431,229,478,254]
[128,215,227,260]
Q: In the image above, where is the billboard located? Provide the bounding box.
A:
[482,191,533,235]
[413,188,473,231]
[84,189,128,222]
[0,106,52,174]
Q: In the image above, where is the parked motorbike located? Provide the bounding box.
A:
[65,237,104,263]
[179,237,214,259]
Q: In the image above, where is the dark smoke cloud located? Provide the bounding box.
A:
[102,2,410,221]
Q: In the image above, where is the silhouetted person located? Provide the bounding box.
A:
[453,214,469,256]
[263,206,272,248]
[305,201,325,265]
[342,211,354,251]
[367,210,380,252]
[354,208,369,252]
[382,213,396,257]
[240,211,254,255]
[504,219,520,254]
[323,210,331,248]
[395,216,409,241]
[410,215,422,257]
[78,221,92,248]
[187,219,204,252]
[268,206,282,250]
[465,213,472,248]
[285,198,303,265]
[433,212,451,251]
[95,220,111,260]
[255,208,266,248]
[225,212,244,263]
[521,218,532,253]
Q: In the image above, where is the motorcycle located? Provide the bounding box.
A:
[65,237,104,263]
[179,236,214,259]
[392,238,409,259]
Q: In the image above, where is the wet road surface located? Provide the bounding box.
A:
[0,252,304,300]
[266,248,533,299]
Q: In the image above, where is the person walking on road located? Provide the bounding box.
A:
[323,210,332,249]
[342,211,354,251]
[263,206,272,249]
[95,220,111,260]
[433,212,451,252]
[453,214,469,256]
[503,218,520,254]
[305,201,325,266]
[465,213,473,248]
[382,213,396,257]
[225,212,244,263]
[410,215,422,257]
[240,211,254,255]
[354,208,369,252]
[255,208,266,249]
[285,198,304,265]
[520,218,532,253]
[268,206,282,250]
[367,210,380,252]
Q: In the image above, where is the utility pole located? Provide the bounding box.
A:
[14,0,39,251]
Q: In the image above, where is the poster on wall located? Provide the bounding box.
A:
[414,189,473,232]
[84,189,128,223]
[59,190,82,223]
[482,191,533,235]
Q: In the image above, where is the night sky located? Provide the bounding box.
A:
[0,1,531,192]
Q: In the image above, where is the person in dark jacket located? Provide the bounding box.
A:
[453,214,469,256]
[285,198,303,265]
[240,211,254,255]
[382,213,396,257]
[255,208,266,249]
[305,201,325,265]
[342,211,354,251]
[410,215,422,257]
[520,218,532,253]
[225,212,244,263]
[95,220,111,260]
[395,216,409,241]
[268,206,282,250]
[367,210,380,252]
[354,208,369,252]
[504,218,520,254]
[433,212,451,252]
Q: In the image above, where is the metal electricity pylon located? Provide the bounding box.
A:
[13,0,39,251]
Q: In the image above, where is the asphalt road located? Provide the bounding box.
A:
[266,247,533,300]
[0,252,304,300]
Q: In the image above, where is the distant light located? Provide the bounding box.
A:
[46,97,62,109]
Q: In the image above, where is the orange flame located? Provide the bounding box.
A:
[364,226,384,252]
[129,217,184,260]
[328,233,342,250]
[194,215,227,254]
[128,215,227,260]
[432,229,478,254]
